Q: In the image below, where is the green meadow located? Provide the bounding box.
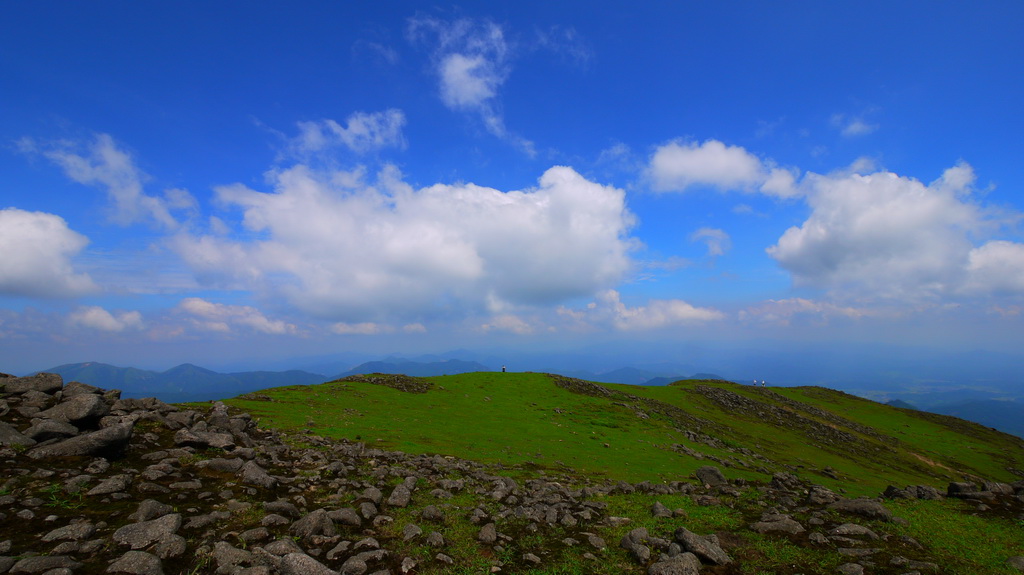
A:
[226,372,1024,497]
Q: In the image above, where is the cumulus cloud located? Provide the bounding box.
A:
[0,208,96,298]
[965,241,1024,294]
[174,164,636,322]
[32,134,195,229]
[767,162,988,300]
[291,109,406,156]
[68,306,143,332]
[177,297,297,335]
[690,227,731,258]
[407,16,534,155]
[647,140,799,197]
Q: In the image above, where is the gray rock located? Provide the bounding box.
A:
[28,421,134,459]
[2,373,63,394]
[264,500,301,518]
[651,501,673,518]
[837,563,865,575]
[237,460,278,489]
[420,504,444,522]
[749,513,805,534]
[173,428,234,450]
[113,514,182,549]
[328,507,362,527]
[88,474,133,496]
[694,465,727,486]
[280,553,337,575]
[129,500,173,522]
[290,508,336,539]
[478,522,497,544]
[153,534,186,559]
[426,531,445,547]
[0,421,36,447]
[806,485,839,505]
[22,419,79,442]
[1007,556,1024,571]
[263,538,304,556]
[828,523,880,540]
[387,484,412,507]
[674,527,731,565]
[828,498,894,522]
[213,541,253,571]
[359,501,378,520]
[361,486,383,505]
[198,457,244,473]
[37,393,109,427]
[62,381,102,397]
[402,523,423,541]
[340,557,368,575]
[647,552,701,575]
[9,555,83,573]
[41,521,96,542]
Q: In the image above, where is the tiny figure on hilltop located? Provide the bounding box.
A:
[502,365,506,373]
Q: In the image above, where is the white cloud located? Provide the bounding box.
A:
[174,164,636,322]
[331,322,388,335]
[35,134,194,229]
[0,208,96,298]
[647,140,799,197]
[767,162,985,300]
[966,241,1024,294]
[739,298,873,326]
[291,109,406,156]
[690,227,731,257]
[831,113,878,137]
[480,314,536,335]
[560,290,723,331]
[407,16,534,155]
[177,297,297,335]
[68,306,143,332]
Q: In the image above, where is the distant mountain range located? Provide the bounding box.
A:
[38,362,328,403]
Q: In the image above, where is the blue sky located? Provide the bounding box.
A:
[2,2,1023,376]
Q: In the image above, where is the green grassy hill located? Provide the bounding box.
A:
[225,372,1024,497]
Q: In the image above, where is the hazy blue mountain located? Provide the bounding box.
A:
[642,373,727,386]
[929,399,1024,439]
[334,359,493,379]
[885,399,919,410]
[590,367,666,385]
[38,362,327,403]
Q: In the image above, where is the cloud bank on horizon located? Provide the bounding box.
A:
[1,3,1022,372]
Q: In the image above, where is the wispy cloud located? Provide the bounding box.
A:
[407,15,535,155]
[26,134,196,229]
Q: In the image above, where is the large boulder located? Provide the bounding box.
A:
[674,527,731,565]
[37,393,110,428]
[0,421,36,447]
[2,372,63,394]
[828,498,894,522]
[694,466,727,486]
[27,421,134,459]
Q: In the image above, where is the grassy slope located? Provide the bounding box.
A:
[225,373,1024,497]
